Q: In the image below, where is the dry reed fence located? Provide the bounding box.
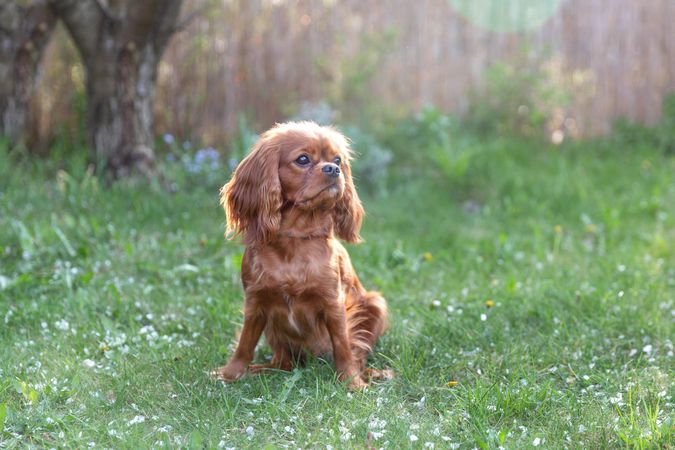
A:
[34,0,675,147]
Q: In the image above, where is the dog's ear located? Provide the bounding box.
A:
[221,136,282,246]
[333,156,364,243]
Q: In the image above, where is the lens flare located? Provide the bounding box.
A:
[448,0,563,33]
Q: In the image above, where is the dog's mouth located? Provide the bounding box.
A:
[297,183,340,205]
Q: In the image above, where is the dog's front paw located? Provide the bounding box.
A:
[211,361,247,382]
[363,367,395,381]
[347,377,368,391]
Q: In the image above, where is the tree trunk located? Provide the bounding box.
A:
[49,0,183,180]
[0,1,56,144]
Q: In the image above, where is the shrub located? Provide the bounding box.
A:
[382,107,477,183]
[464,53,572,141]
[341,125,392,196]
[611,93,675,154]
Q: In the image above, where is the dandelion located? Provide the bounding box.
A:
[485,299,495,308]
[554,225,562,234]
[423,252,433,261]
[447,380,458,387]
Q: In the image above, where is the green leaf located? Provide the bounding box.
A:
[13,220,35,255]
[53,225,76,257]
[188,430,203,449]
[0,403,7,431]
[28,389,38,405]
[498,429,506,445]
[278,369,302,403]
[231,253,243,271]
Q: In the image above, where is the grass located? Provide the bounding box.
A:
[0,134,673,449]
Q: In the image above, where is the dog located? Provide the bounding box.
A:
[213,121,392,390]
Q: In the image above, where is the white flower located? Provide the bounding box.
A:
[609,393,623,405]
[55,319,70,331]
[410,434,419,442]
[642,344,653,354]
[533,437,541,446]
[480,314,487,321]
[245,426,254,436]
[128,415,145,426]
[82,359,96,368]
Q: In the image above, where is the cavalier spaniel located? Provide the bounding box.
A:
[213,121,392,389]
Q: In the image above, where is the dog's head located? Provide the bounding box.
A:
[221,121,364,246]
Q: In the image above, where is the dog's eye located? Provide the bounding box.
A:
[295,155,311,166]
[333,156,341,166]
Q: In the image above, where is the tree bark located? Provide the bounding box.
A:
[0,1,56,144]
[49,0,183,180]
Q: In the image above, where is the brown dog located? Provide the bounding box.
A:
[213,121,392,389]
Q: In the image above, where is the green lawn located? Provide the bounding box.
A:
[0,136,673,449]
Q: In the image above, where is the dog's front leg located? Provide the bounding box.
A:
[325,309,367,390]
[214,305,265,382]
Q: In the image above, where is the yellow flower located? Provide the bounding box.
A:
[446,380,459,387]
[554,225,562,234]
[423,252,433,262]
[485,299,495,308]
[585,223,597,233]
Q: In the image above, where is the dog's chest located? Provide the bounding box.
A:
[254,244,338,296]
[278,291,304,335]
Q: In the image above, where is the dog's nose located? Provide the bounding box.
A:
[321,163,341,178]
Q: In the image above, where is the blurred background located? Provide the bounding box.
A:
[0,0,675,183]
[2,0,674,177]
